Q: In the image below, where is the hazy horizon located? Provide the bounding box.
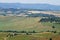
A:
[0,0,60,5]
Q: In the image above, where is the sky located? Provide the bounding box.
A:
[0,0,60,5]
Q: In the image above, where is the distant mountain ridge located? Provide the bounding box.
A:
[0,3,60,11]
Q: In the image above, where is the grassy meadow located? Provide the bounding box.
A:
[0,16,60,40]
[0,16,60,32]
[0,32,60,40]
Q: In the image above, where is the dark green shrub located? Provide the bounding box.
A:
[52,26,55,28]
[49,38,52,40]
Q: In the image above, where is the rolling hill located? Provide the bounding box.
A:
[0,3,60,11]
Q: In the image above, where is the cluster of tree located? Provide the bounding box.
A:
[0,30,36,33]
[0,8,29,16]
[39,17,60,23]
[46,30,57,33]
[46,25,57,33]
[2,30,37,37]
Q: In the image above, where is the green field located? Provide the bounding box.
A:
[0,16,60,40]
[0,16,60,32]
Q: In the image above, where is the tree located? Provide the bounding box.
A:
[54,31,57,33]
[49,38,52,40]
[52,26,55,29]
[26,32,29,35]
[20,31,26,33]
[32,30,36,33]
